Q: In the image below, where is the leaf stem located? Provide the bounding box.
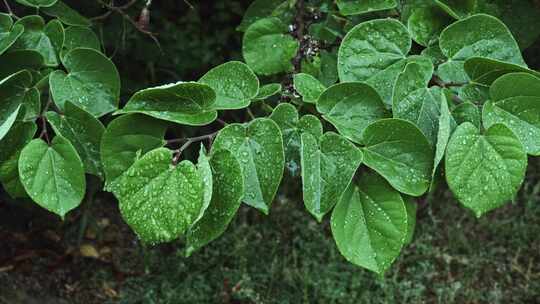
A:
[170,131,218,165]
[2,0,19,19]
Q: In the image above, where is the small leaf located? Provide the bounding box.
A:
[254,83,281,100]
[193,145,213,224]
[362,119,433,196]
[46,102,105,177]
[108,148,204,244]
[301,132,363,221]
[293,73,326,104]
[432,94,455,180]
[15,0,57,7]
[12,15,64,66]
[452,101,480,128]
[336,0,397,15]
[317,82,390,144]
[101,114,168,186]
[117,82,217,126]
[0,70,33,141]
[331,171,408,274]
[42,0,91,26]
[19,136,86,218]
[50,48,120,117]
[199,61,259,110]
[185,149,244,256]
[0,13,24,56]
[212,118,284,214]
[445,123,527,217]
[483,72,540,155]
[403,196,417,245]
[243,17,299,76]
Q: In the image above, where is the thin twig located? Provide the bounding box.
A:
[39,98,53,144]
[170,131,218,165]
[2,0,19,19]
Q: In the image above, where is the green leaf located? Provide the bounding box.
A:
[212,118,284,214]
[185,149,244,256]
[331,171,408,274]
[269,103,322,176]
[46,102,105,177]
[445,123,527,217]
[117,82,217,126]
[435,0,476,19]
[18,136,86,218]
[237,0,286,32]
[15,0,57,7]
[407,6,452,47]
[0,120,37,198]
[302,50,338,87]
[317,82,390,144]
[12,16,64,66]
[432,94,455,180]
[254,83,281,100]
[101,114,168,186]
[0,50,44,80]
[452,101,480,128]
[362,118,433,196]
[293,73,326,104]
[50,48,120,117]
[0,70,33,141]
[194,145,213,224]
[42,1,91,27]
[404,196,417,245]
[336,0,397,15]
[438,14,525,83]
[483,73,540,155]
[464,57,540,86]
[108,148,204,244]
[301,132,363,221]
[0,13,24,56]
[62,26,100,55]
[242,17,299,76]
[199,61,259,110]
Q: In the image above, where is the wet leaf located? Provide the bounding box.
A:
[293,73,326,104]
[336,0,397,15]
[12,15,63,66]
[254,83,281,100]
[0,13,24,56]
[0,70,33,141]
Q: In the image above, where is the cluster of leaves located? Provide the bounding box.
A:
[1,0,540,275]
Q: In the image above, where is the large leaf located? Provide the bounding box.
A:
[199,61,259,110]
[438,14,525,83]
[0,120,37,198]
[0,70,33,141]
[331,171,408,274]
[186,149,244,256]
[301,132,363,221]
[445,123,527,217]
[212,118,284,214]
[242,17,299,76]
[46,102,105,177]
[18,136,86,218]
[15,0,57,7]
[117,82,217,126]
[269,103,322,176]
[101,114,168,186]
[12,16,64,66]
[0,13,24,56]
[482,73,540,155]
[336,0,397,15]
[293,73,326,104]
[317,82,390,144]
[108,148,204,244]
[50,48,120,117]
[42,1,91,26]
[362,119,433,196]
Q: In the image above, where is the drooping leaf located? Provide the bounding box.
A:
[432,94,455,180]
[42,0,91,26]
[117,82,217,126]
[336,0,397,15]
[254,83,281,100]
[0,13,24,56]
[50,48,120,117]
[193,145,213,225]
[445,123,527,217]
[464,57,540,85]
[317,82,390,144]
[452,101,480,128]
[108,148,204,244]
[362,119,433,196]
[301,132,363,221]
[331,171,408,274]
[237,0,286,32]
[242,17,299,76]
[403,196,417,245]
[293,73,326,104]
[482,73,540,155]
[0,70,33,141]
[101,114,168,186]
[270,103,323,176]
[434,0,476,19]
[12,16,64,66]
[46,102,105,177]
[199,61,259,110]
[15,0,57,7]
[62,26,100,55]
[186,149,244,256]
[0,120,37,198]
[18,136,86,218]
[212,118,284,214]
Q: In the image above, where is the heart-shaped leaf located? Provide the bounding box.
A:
[50,48,120,117]
[0,70,33,141]
[12,16,64,66]
[464,57,540,85]
[445,123,527,217]
[212,118,284,214]
[194,146,213,225]
[0,50,44,80]
[19,136,86,218]
[331,171,408,274]
[407,6,452,47]
[293,73,326,104]
[0,13,24,56]
[301,132,363,221]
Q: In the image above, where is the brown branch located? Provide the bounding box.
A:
[170,131,218,165]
